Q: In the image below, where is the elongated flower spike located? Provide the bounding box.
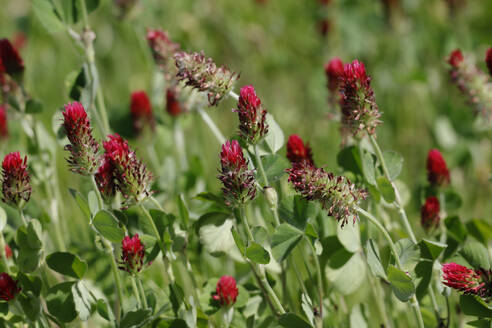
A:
[485,48,492,77]
[287,164,367,227]
[166,87,183,117]
[130,91,155,134]
[286,134,314,166]
[339,60,381,138]
[218,140,256,207]
[442,263,492,298]
[420,196,440,231]
[212,276,238,306]
[234,85,268,145]
[426,149,450,187]
[325,57,344,93]
[175,51,239,106]
[101,134,153,204]
[0,39,24,77]
[0,106,7,139]
[146,28,180,68]
[0,273,20,301]
[447,49,492,118]
[119,234,146,274]
[2,152,31,208]
[62,102,101,175]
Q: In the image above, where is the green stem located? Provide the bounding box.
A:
[238,207,285,315]
[150,196,164,211]
[368,271,391,328]
[91,176,104,210]
[138,204,166,256]
[137,278,148,309]
[0,233,9,274]
[428,285,441,324]
[254,145,268,187]
[173,118,188,170]
[306,238,323,328]
[131,276,142,307]
[103,239,124,322]
[197,107,225,144]
[229,91,239,101]
[18,208,28,226]
[356,206,424,328]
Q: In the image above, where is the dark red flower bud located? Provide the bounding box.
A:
[95,159,117,202]
[119,234,145,274]
[234,85,268,144]
[218,140,256,207]
[166,88,183,117]
[448,49,464,68]
[485,48,492,77]
[130,91,155,134]
[62,102,101,175]
[325,57,344,92]
[0,58,4,74]
[175,51,239,106]
[442,263,492,298]
[426,149,450,187]
[287,164,367,227]
[286,134,314,166]
[212,275,238,306]
[0,106,7,139]
[0,39,24,76]
[146,29,180,67]
[0,273,20,301]
[420,196,440,230]
[4,245,11,259]
[2,152,31,208]
[339,60,381,138]
[101,134,153,204]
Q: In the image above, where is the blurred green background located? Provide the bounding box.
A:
[1,0,491,232]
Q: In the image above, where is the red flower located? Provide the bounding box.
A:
[325,57,344,92]
[101,134,153,204]
[0,58,4,74]
[130,91,155,134]
[119,234,146,274]
[213,276,238,306]
[287,164,367,227]
[420,196,440,230]
[485,48,492,77]
[146,28,180,67]
[234,85,268,144]
[62,102,101,175]
[426,149,450,187]
[2,152,31,208]
[442,263,491,298]
[0,273,20,301]
[4,245,11,259]
[219,140,256,207]
[339,60,381,138]
[0,39,24,76]
[166,88,183,117]
[448,49,464,68]
[0,105,7,139]
[95,159,116,201]
[286,134,314,166]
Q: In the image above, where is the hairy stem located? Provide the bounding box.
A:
[131,276,142,307]
[306,238,323,328]
[137,278,148,309]
[197,107,225,144]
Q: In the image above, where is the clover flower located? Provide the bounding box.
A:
[147,28,180,68]
[1,152,31,208]
[0,273,20,301]
[234,85,268,145]
[119,234,145,274]
[420,196,440,230]
[442,263,492,298]
[212,276,238,306]
[130,91,155,134]
[426,149,450,187]
[286,134,314,166]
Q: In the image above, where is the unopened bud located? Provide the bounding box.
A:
[264,187,278,210]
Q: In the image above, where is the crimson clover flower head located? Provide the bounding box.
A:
[426,149,450,187]
[442,263,492,298]
[119,234,145,274]
[287,163,367,227]
[174,51,239,106]
[234,85,268,144]
[286,134,314,166]
[485,48,492,77]
[448,49,464,68]
[130,91,155,134]
[0,106,7,139]
[212,275,238,306]
[166,87,183,117]
[62,102,101,175]
[146,28,180,67]
[218,140,256,207]
[324,57,344,92]
[0,39,24,76]
[0,273,20,301]
[101,134,153,204]
[339,60,381,138]
[2,152,31,208]
[420,196,440,231]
